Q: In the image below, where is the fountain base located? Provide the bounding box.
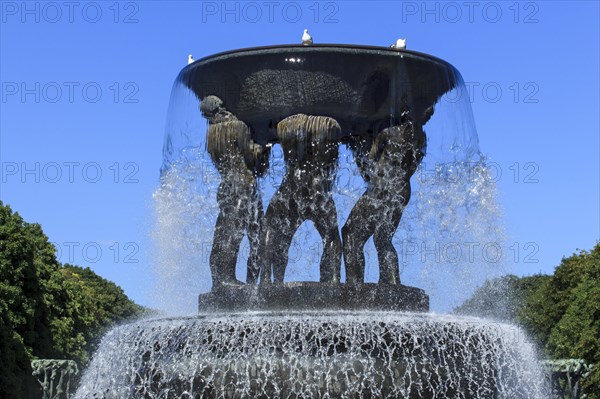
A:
[74,312,547,398]
[198,282,428,313]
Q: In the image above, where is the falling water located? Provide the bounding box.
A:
[75,312,547,398]
[90,46,548,398]
[151,74,505,314]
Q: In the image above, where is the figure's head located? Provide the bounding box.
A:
[200,95,224,118]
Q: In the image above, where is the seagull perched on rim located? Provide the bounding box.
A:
[302,29,313,45]
[188,54,195,65]
[391,38,406,50]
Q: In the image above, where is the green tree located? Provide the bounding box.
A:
[52,264,145,364]
[456,243,600,398]
[0,202,145,398]
[454,273,550,323]
[523,245,600,398]
[0,202,60,397]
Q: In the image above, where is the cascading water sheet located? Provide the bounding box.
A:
[75,312,547,398]
[84,45,548,399]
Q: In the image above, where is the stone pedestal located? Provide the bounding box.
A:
[198,282,428,313]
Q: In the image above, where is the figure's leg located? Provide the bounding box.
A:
[373,221,400,285]
[210,209,245,287]
[259,228,272,284]
[311,197,342,283]
[271,202,302,284]
[246,193,263,284]
[209,211,228,287]
[272,226,302,282]
[341,195,376,284]
[374,183,411,285]
[260,204,278,285]
[261,187,301,284]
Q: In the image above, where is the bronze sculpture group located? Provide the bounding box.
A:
[203,95,428,289]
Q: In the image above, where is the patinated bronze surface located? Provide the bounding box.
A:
[261,114,342,284]
[186,45,457,310]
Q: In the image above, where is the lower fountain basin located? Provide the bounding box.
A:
[75,312,547,398]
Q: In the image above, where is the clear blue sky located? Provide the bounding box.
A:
[1,1,598,311]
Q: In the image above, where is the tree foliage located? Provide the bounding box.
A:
[523,244,600,398]
[53,263,145,364]
[455,243,600,398]
[0,202,144,398]
[454,273,551,322]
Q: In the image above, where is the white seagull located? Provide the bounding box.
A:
[391,38,406,50]
[302,29,313,45]
[188,54,195,65]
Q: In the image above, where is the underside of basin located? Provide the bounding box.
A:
[180,44,459,145]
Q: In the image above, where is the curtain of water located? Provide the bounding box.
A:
[75,312,548,398]
[152,67,505,315]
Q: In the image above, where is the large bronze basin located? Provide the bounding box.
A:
[180,44,459,144]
